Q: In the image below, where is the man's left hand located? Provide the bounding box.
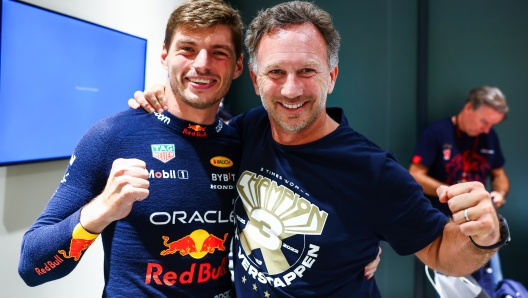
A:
[438,182,500,247]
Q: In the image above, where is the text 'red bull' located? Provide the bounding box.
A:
[34,254,64,275]
[183,124,206,137]
[145,256,228,286]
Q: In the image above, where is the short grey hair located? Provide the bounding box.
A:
[466,86,509,114]
[244,1,340,72]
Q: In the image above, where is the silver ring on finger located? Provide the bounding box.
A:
[464,208,470,222]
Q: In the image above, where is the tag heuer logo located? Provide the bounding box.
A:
[151,144,175,163]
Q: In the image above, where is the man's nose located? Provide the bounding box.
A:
[281,74,303,98]
[193,49,212,71]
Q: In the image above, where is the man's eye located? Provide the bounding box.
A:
[270,70,282,74]
[301,68,315,73]
[181,47,193,51]
[214,51,228,56]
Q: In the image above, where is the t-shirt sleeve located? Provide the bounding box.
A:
[489,129,505,169]
[18,121,111,286]
[367,154,448,255]
[411,125,439,168]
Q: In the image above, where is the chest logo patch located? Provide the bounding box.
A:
[210,156,233,168]
[151,144,175,163]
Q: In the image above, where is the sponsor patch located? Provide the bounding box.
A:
[210,156,233,168]
[151,144,175,163]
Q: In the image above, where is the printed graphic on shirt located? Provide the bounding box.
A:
[149,169,189,179]
[160,229,228,259]
[445,150,490,185]
[210,156,233,168]
[144,230,231,288]
[211,172,236,190]
[151,144,175,163]
[443,143,452,160]
[58,223,98,262]
[183,124,207,137]
[60,154,76,184]
[480,149,495,154]
[215,120,223,133]
[154,112,170,124]
[149,210,234,225]
[234,170,328,289]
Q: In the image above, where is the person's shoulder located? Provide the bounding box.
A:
[92,108,149,129]
[229,106,268,131]
[425,117,451,129]
[79,109,151,145]
[236,106,267,121]
[330,124,392,163]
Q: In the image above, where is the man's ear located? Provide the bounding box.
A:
[161,43,168,70]
[232,54,244,80]
[249,65,260,95]
[327,65,339,94]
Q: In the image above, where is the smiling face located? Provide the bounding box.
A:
[250,23,338,135]
[162,24,243,112]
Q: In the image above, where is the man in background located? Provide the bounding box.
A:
[409,85,510,295]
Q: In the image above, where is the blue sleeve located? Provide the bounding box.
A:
[18,121,111,286]
[368,154,448,255]
[411,124,440,168]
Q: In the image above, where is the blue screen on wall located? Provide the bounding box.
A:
[0,0,147,165]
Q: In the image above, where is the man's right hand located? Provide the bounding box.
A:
[128,84,167,113]
[80,158,150,233]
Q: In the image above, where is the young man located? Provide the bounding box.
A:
[19,0,244,296]
[131,2,508,297]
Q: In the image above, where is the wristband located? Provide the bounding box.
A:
[79,221,100,236]
[469,214,510,250]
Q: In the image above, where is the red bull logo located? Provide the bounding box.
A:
[161,235,197,256]
[210,156,233,168]
[145,256,229,286]
[160,229,227,259]
[188,124,206,132]
[183,124,207,137]
[57,223,98,261]
[201,233,228,253]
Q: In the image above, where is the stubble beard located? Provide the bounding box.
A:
[169,75,223,110]
[261,93,327,133]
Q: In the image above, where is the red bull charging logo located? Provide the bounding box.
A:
[183,124,207,137]
[160,229,227,259]
[145,230,230,286]
[58,223,98,261]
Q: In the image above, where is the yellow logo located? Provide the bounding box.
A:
[210,156,233,168]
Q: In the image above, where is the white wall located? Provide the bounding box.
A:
[0,0,183,296]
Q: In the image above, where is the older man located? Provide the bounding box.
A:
[131,1,508,297]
